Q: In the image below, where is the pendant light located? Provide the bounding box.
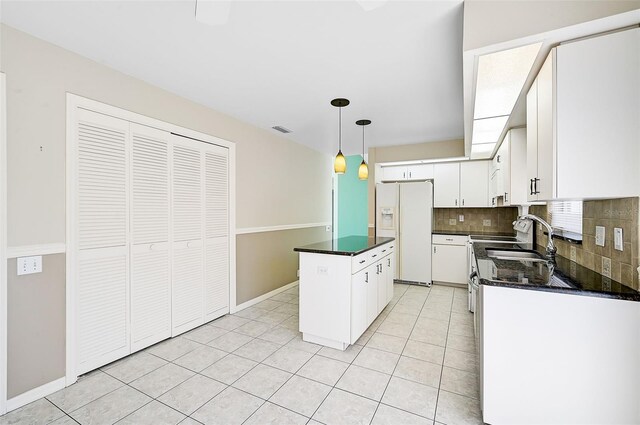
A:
[356,119,371,180]
[331,98,350,174]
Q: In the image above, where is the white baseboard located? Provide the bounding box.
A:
[6,377,66,412]
[6,243,66,258]
[231,280,298,313]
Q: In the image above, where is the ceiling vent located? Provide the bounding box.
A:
[272,126,292,134]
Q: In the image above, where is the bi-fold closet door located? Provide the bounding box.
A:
[73,109,229,375]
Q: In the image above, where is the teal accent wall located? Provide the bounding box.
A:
[338,155,368,238]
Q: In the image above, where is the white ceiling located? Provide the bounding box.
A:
[1,0,465,155]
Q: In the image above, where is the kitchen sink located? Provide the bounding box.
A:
[485,248,547,262]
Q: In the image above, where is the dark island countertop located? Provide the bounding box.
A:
[473,242,640,302]
[294,236,395,257]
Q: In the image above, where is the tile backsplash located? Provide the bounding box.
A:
[530,197,639,290]
[433,207,518,235]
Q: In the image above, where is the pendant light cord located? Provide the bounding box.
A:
[361,125,365,157]
[339,106,342,151]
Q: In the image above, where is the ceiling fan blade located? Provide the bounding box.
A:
[195,0,231,26]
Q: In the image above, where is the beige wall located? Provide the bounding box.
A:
[367,139,464,226]
[236,226,328,305]
[463,0,640,51]
[7,254,65,398]
[1,24,331,397]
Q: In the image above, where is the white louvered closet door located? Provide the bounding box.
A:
[204,145,229,321]
[171,135,205,335]
[74,109,130,375]
[130,123,171,351]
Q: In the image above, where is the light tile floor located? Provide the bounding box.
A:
[0,283,483,425]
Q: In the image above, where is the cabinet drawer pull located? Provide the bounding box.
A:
[382,249,386,253]
[389,245,394,249]
[359,260,366,264]
[455,199,458,206]
[462,199,465,206]
[445,238,453,241]
[534,178,540,194]
[388,258,391,267]
[371,254,377,258]
[365,272,368,283]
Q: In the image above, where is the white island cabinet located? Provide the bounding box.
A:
[295,237,395,350]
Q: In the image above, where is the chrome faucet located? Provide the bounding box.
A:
[519,214,557,260]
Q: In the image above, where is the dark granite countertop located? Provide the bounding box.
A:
[473,242,640,302]
[294,236,395,257]
[433,230,517,238]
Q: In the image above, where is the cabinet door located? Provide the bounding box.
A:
[377,260,387,314]
[536,51,555,200]
[130,123,171,351]
[366,264,378,325]
[434,163,460,207]
[386,253,395,304]
[509,128,528,205]
[351,266,370,344]
[407,164,434,180]
[556,28,640,199]
[460,161,490,207]
[432,244,468,284]
[497,138,509,202]
[381,166,407,181]
[526,78,539,202]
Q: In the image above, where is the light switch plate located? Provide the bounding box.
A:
[614,228,623,251]
[602,257,611,278]
[595,226,605,247]
[458,215,464,222]
[17,256,42,276]
[449,218,456,226]
[483,219,491,227]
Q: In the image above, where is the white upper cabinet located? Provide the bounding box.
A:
[527,28,640,201]
[491,128,527,206]
[434,162,460,207]
[555,27,639,199]
[460,161,490,207]
[434,161,490,208]
[381,164,434,181]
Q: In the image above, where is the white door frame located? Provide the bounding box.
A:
[1,72,8,415]
[65,94,236,385]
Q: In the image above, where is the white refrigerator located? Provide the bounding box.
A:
[376,181,433,285]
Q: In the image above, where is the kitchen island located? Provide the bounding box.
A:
[294,236,395,350]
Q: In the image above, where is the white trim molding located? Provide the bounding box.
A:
[235,222,330,235]
[1,71,8,415]
[231,280,298,313]
[6,243,66,259]
[5,377,66,413]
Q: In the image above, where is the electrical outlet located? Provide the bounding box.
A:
[483,219,491,227]
[458,215,464,223]
[570,246,577,262]
[595,226,605,247]
[602,257,611,278]
[448,218,456,226]
[614,228,623,251]
[17,256,42,276]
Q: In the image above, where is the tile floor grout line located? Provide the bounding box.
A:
[367,283,432,424]
[432,287,456,424]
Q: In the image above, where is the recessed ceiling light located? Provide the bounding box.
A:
[272,125,293,134]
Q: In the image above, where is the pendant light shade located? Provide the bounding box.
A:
[331,98,350,174]
[356,119,371,180]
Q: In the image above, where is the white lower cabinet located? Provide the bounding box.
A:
[299,241,395,350]
[432,235,468,285]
